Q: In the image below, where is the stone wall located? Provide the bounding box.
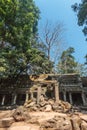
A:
[0,74,87,108]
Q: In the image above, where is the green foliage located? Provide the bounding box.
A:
[26,48,54,74]
[72,0,87,40]
[0,0,39,45]
[0,0,53,78]
[75,63,87,76]
[57,47,78,74]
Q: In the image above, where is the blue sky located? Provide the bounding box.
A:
[34,0,87,63]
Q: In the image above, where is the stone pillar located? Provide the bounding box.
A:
[37,86,41,104]
[30,92,33,100]
[63,91,66,102]
[13,94,17,105]
[26,92,29,102]
[55,82,59,103]
[82,92,86,106]
[1,95,5,105]
[69,92,73,104]
[12,94,17,105]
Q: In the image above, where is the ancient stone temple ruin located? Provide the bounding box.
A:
[0,74,87,108]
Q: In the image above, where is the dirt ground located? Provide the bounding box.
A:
[0,110,87,130]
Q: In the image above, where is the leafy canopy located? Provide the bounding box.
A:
[57,47,78,74]
[0,0,53,78]
[72,0,87,40]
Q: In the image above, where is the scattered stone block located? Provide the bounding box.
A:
[9,126,31,130]
[45,105,52,112]
[0,117,14,128]
[81,120,87,130]
[71,115,81,130]
[12,106,30,121]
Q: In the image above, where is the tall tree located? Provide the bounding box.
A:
[72,0,87,40]
[38,21,64,63]
[57,47,78,74]
[0,0,52,78]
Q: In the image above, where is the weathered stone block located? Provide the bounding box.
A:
[9,126,30,130]
[71,115,81,130]
[81,120,87,130]
[0,117,14,128]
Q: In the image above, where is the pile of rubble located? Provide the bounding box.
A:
[11,106,87,130]
[24,98,72,113]
[0,106,87,130]
[40,113,87,130]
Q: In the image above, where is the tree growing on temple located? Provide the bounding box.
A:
[57,47,78,74]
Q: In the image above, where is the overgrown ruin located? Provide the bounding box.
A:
[0,74,87,109]
[1,74,87,130]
